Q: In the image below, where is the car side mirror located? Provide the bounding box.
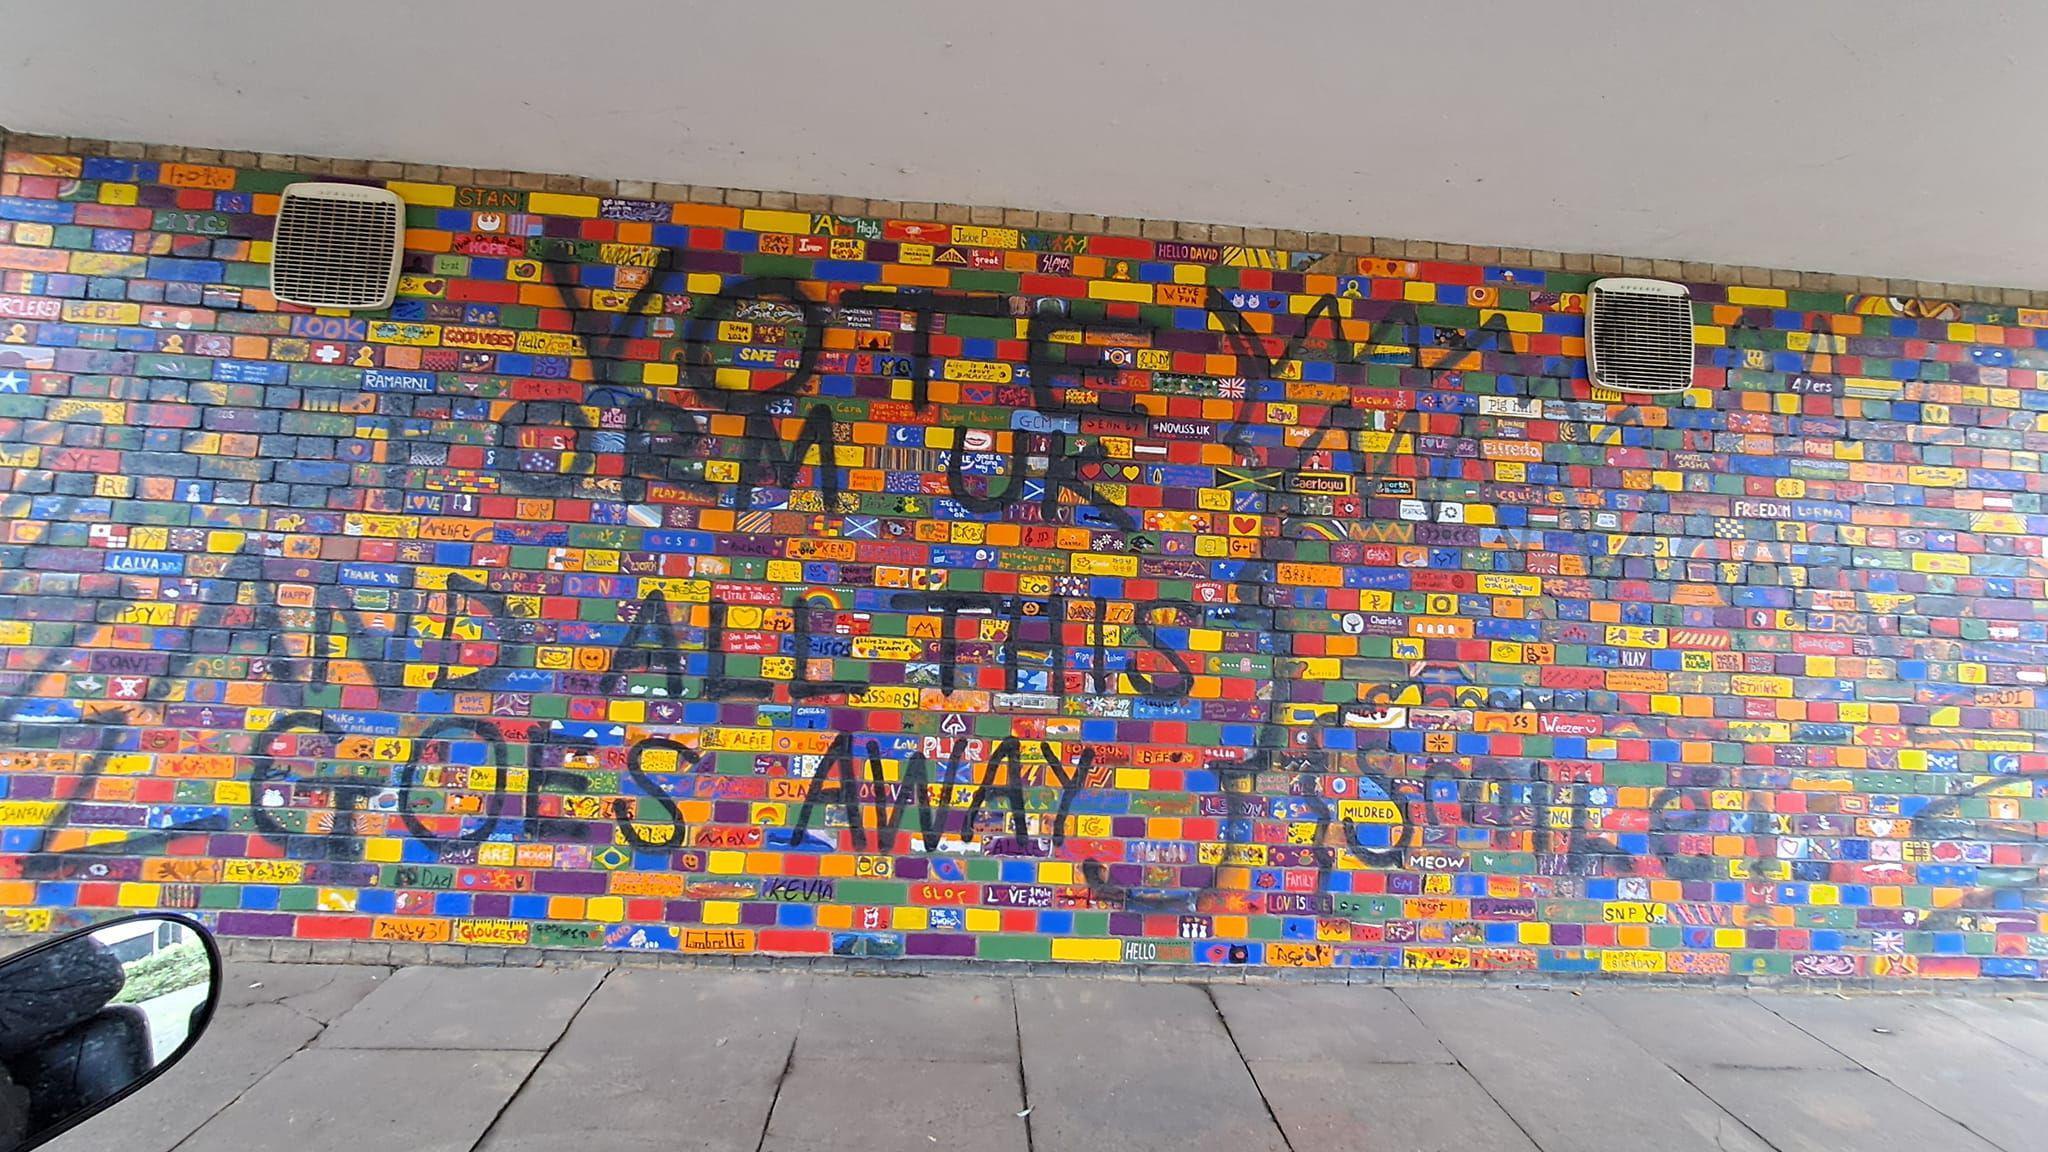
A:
[0,913,221,1152]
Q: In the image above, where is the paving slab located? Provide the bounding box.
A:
[760,976,1026,1152]
[763,1056,1026,1152]
[1580,987,1856,1071]
[1689,1067,2003,1152]
[1209,985,1454,1064]
[1758,993,2048,1152]
[1211,985,1530,1150]
[1255,1061,1539,1151]
[43,962,390,1152]
[1397,987,1772,1152]
[216,961,392,1022]
[317,964,604,1050]
[477,969,809,1152]
[793,975,1018,1063]
[1014,980,1288,1152]
[42,1002,326,1152]
[175,1047,538,1152]
[1928,995,2048,1064]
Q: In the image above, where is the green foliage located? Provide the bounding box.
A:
[111,942,208,1004]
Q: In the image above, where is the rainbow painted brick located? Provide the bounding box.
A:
[0,147,2044,979]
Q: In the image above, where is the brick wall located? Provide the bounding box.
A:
[1,135,2044,980]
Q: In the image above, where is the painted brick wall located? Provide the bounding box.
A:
[1,142,2045,980]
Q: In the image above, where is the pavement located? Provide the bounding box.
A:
[40,961,2048,1152]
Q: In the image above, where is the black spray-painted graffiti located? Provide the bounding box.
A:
[2,241,2037,923]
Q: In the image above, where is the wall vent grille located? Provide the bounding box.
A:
[1587,277,1696,395]
[269,183,404,310]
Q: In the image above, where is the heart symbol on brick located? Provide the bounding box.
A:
[422,279,446,295]
[1231,515,1260,534]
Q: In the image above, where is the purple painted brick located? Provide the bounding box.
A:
[533,870,607,895]
[906,932,976,957]
[216,912,295,936]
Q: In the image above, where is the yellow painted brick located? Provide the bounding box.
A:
[116,883,160,908]
[1038,861,1075,885]
[363,837,403,863]
[702,900,741,925]
[742,208,811,235]
[0,801,61,826]
[1051,936,1123,963]
[707,850,746,874]
[527,191,602,217]
[1726,286,1787,306]
[1113,768,1150,791]
[1480,308,1543,333]
[893,906,930,931]
[385,181,456,208]
[1087,279,1152,303]
[587,896,625,923]
[965,908,1002,932]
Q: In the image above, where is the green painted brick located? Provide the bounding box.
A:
[1069,911,1110,937]
[199,886,243,909]
[976,935,1052,962]
[831,879,907,904]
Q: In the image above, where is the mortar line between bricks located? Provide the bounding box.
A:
[1200,984,1296,1152]
[1747,995,2017,1152]
[465,967,612,1152]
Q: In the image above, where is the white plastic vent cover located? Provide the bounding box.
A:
[1586,277,1696,394]
[269,183,405,309]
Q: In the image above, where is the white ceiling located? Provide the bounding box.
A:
[4,1,2042,288]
